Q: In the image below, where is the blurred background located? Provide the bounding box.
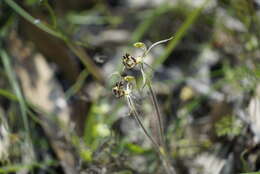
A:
[0,0,260,173]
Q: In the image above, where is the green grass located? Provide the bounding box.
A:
[3,0,64,40]
[1,0,259,173]
[131,4,174,43]
[3,0,104,84]
[65,69,88,100]
[153,0,209,68]
[0,160,57,173]
[0,50,31,142]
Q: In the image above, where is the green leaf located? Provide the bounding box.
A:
[0,160,57,173]
[126,143,147,154]
[80,149,93,162]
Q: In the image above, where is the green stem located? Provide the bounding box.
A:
[147,82,177,174]
[127,96,159,149]
[4,0,104,84]
[127,96,176,174]
[42,0,57,28]
[65,69,88,100]
[147,82,165,146]
[66,42,104,84]
[3,0,64,40]
[0,50,32,148]
[152,0,209,68]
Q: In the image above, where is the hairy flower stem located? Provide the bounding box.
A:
[127,97,159,148]
[162,156,177,174]
[126,96,176,174]
[147,82,164,146]
[147,82,177,174]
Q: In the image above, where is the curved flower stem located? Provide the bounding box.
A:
[140,64,147,89]
[126,96,176,174]
[147,81,165,146]
[144,37,173,57]
[140,64,164,146]
[138,65,176,174]
[126,96,159,149]
[147,81,177,174]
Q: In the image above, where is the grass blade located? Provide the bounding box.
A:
[153,0,209,68]
[126,96,159,149]
[3,0,105,84]
[147,82,164,146]
[0,50,31,142]
[65,69,88,100]
[3,0,64,40]
[131,4,174,43]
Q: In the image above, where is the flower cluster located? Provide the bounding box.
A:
[112,37,172,99]
[112,75,134,98]
[111,37,176,174]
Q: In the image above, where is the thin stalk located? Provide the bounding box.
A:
[1,51,30,138]
[131,4,174,43]
[139,64,176,173]
[1,50,35,161]
[147,81,165,146]
[147,82,177,174]
[4,0,105,84]
[3,0,64,40]
[140,65,147,88]
[66,42,105,84]
[162,156,176,174]
[42,0,57,28]
[65,69,88,100]
[153,0,209,68]
[144,37,173,57]
[126,96,159,149]
[126,96,175,174]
